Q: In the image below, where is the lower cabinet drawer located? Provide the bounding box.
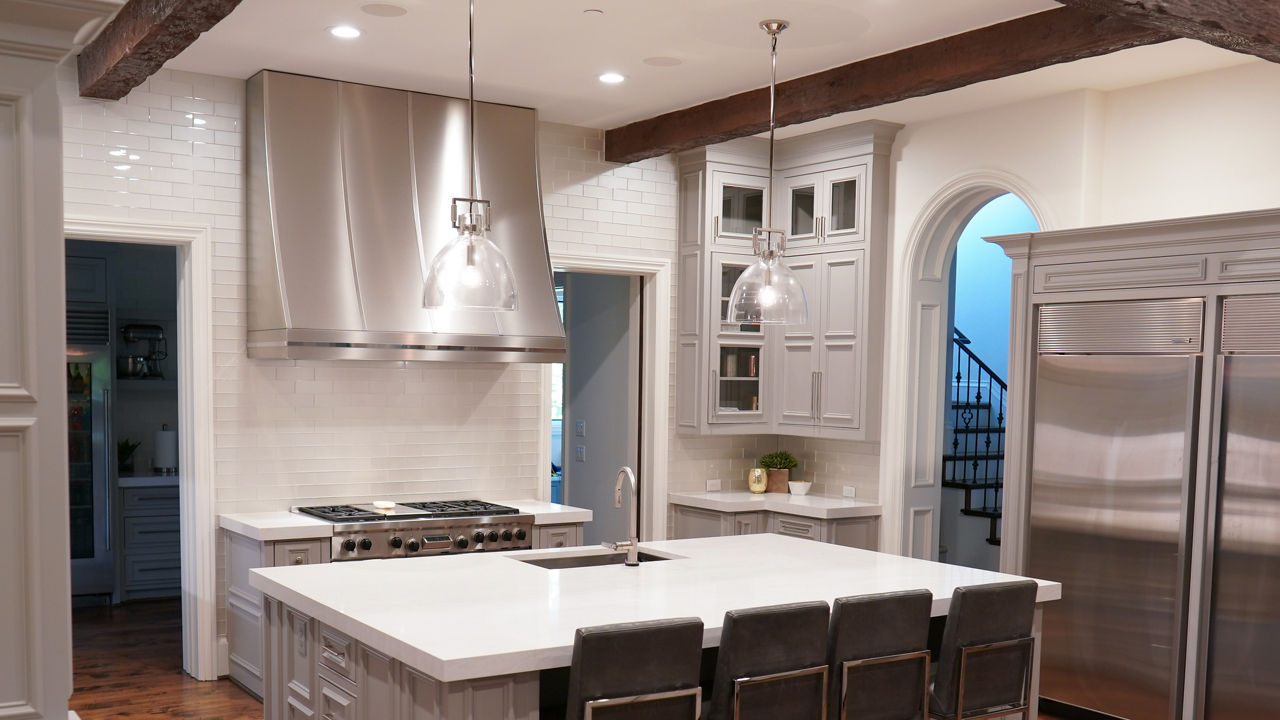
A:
[121,486,179,515]
[318,624,357,683]
[124,553,181,588]
[769,513,828,542]
[124,515,179,550]
[317,676,357,720]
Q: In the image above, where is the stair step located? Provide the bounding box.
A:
[950,426,1005,434]
[942,453,1005,462]
[941,481,1003,490]
[961,506,1002,519]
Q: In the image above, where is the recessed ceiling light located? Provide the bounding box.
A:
[361,3,407,17]
[643,56,682,67]
[598,72,625,84]
[328,25,362,39]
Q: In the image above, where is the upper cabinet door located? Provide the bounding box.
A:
[774,255,820,429]
[776,171,822,252]
[821,165,867,246]
[711,171,769,250]
[818,250,865,430]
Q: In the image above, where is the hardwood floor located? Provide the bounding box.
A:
[71,599,262,720]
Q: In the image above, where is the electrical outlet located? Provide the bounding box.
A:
[574,446,586,463]
[842,486,856,498]
[574,420,586,438]
[706,478,722,492]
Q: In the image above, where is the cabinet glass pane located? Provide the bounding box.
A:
[721,185,764,235]
[791,186,815,236]
[718,346,761,413]
[68,361,94,559]
[719,263,760,333]
[830,178,858,232]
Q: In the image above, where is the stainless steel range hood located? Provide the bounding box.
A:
[245,70,565,362]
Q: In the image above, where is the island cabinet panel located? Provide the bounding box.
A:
[534,523,583,549]
[317,678,357,720]
[401,668,539,720]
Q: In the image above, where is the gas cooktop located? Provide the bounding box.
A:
[296,499,521,523]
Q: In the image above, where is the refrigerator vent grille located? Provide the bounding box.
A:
[1038,299,1203,354]
[67,303,110,345]
[1221,295,1280,353]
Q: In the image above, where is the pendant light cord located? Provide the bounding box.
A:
[468,0,477,200]
[766,31,777,232]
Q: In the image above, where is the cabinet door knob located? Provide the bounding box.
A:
[292,555,304,565]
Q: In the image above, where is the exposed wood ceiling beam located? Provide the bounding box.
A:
[604,8,1171,164]
[77,0,242,100]
[1056,0,1280,63]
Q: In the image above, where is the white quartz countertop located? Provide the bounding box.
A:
[218,499,591,542]
[250,534,1059,682]
[117,475,179,489]
[669,490,882,519]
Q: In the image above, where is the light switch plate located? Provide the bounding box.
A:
[574,420,586,438]
[842,486,856,498]
[706,478,722,492]
[574,446,586,463]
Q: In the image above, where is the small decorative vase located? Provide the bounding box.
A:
[788,480,811,496]
[765,468,790,493]
[747,468,768,494]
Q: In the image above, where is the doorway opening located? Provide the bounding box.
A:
[552,271,643,546]
[938,194,1038,570]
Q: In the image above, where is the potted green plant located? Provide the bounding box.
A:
[117,438,141,475]
[758,451,799,494]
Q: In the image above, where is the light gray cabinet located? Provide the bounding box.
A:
[227,532,330,700]
[533,522,584,549]
[676,120,898,440]
[264,600,539,720]
[117,485,180,600]
[672,504,878,550]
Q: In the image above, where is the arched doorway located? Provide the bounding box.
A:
[877,171,1050,571]
[940,194,1038,570]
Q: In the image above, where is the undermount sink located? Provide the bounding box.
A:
[518,551,672,570]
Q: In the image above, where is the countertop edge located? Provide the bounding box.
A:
[667,491,882,519]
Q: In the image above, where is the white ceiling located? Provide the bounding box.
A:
[166,0,1257,132]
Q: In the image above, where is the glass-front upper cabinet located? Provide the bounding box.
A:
[716,255,761,334]
[711,171,769,250]
[776,164,867,250]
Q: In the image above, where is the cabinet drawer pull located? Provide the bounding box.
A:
[321,647,346,666]
[292,555,305,565]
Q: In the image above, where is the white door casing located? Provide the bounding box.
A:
[878,169,1050,567]
[0,2,124,717]
[63,217,218,681]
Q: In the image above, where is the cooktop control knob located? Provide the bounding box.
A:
[501,529,513,541]
[389,536,403,549]
[473,531,486,544]
[515,528,527,541]
[406,539,420,552]
[358,538,373,551]
[456,535,469,549]
[487,530,499,543]
[342,538,357,552]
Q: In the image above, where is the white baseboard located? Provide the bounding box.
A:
[217,635,230,677]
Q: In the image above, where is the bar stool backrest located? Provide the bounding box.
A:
[566,617,704,720]
[707,600,831,720]
[828,589,933,720]
[930,580,1038,720]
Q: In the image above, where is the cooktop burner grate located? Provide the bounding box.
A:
[295,505,390,522]
[399,500,522,518]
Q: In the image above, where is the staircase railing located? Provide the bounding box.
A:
[942,328,1007,545]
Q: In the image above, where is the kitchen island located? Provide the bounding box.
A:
[250,534,1060,720]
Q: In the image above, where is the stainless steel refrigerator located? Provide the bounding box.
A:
[1028,295,1280,720]
[67,342,113,596]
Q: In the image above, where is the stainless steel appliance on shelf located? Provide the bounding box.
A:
[1028,296,1280,720]
[295,500,533,561]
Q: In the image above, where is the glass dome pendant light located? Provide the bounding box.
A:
[423,0,518,311]
[726,19,808,326]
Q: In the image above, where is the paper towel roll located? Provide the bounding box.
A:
[153,425,178,473]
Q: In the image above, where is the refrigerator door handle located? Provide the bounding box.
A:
[103,387,111,552]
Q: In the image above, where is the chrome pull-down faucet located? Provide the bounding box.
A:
[603,466,639,566]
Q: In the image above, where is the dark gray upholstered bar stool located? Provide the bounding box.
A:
[564,616,705,720]
[706,600,831,720]
[828,589,933,720]
[929,580,1038,720]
